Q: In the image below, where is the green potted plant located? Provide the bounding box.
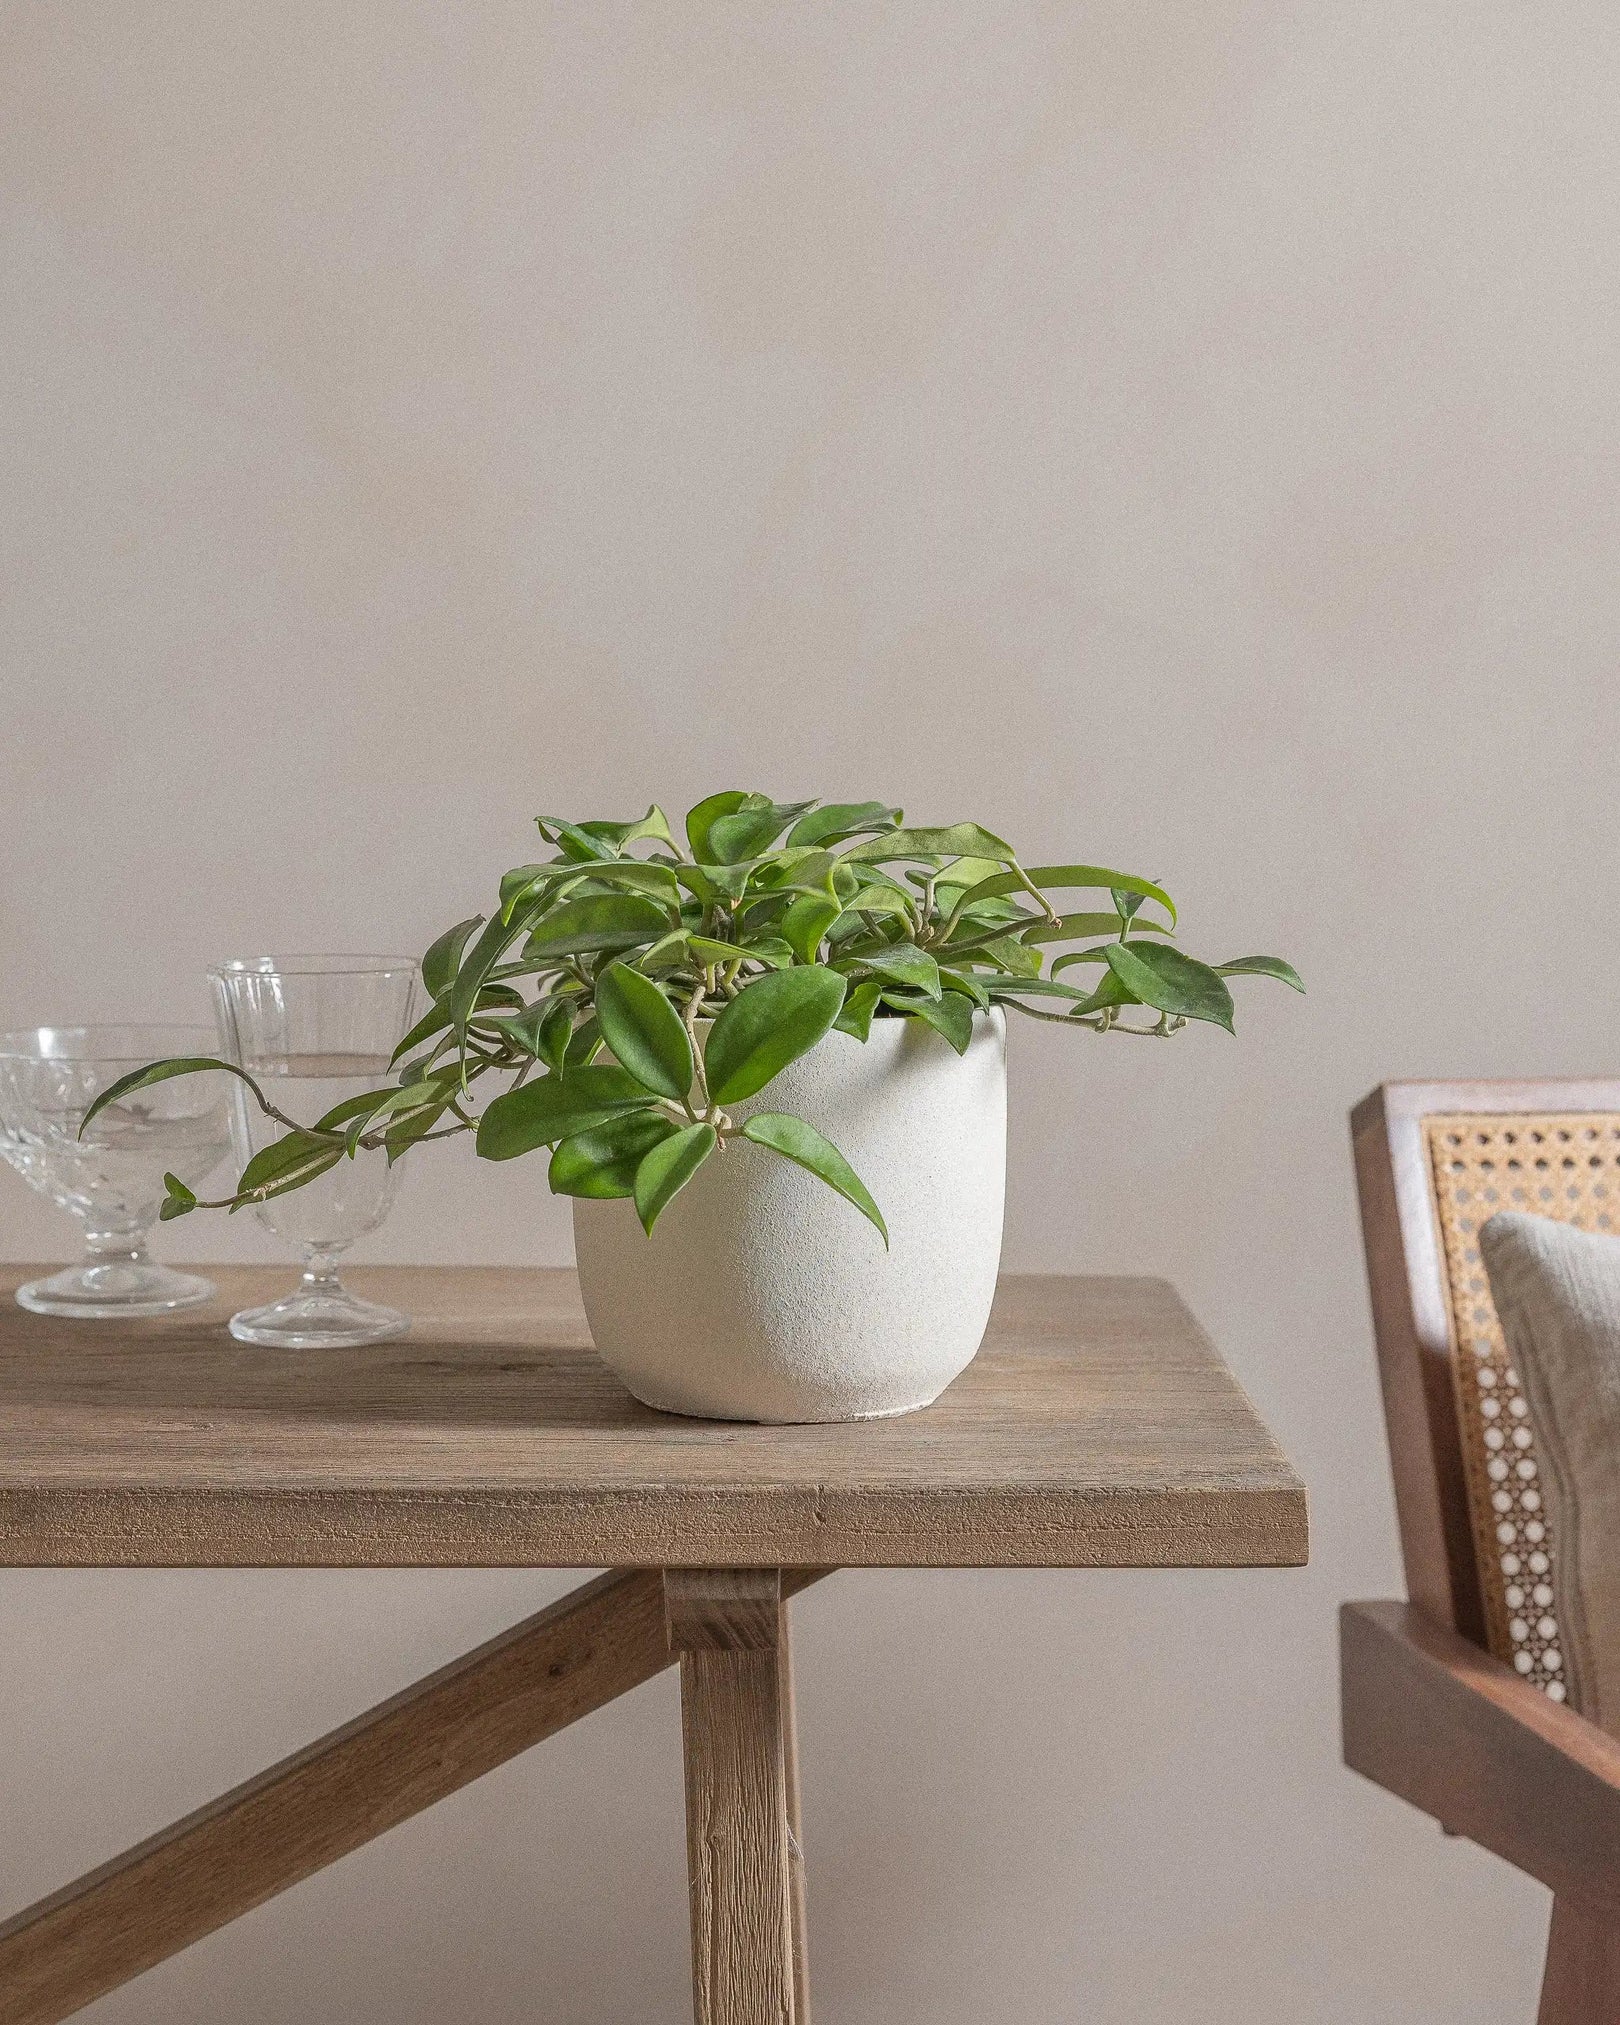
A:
[85,794,1300,1421]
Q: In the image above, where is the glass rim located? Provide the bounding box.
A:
[0,1024,218,1062]
[208,954,420,979]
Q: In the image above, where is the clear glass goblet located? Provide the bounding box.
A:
[209,956,424,1349]
[0,1026,231,1317]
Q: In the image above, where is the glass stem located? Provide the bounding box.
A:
[83,1228,150,1268]
[299,1248,346,1298]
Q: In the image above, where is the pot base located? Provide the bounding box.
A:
[615,1375,956,1425]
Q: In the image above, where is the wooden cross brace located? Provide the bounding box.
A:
[0,1567,829,2025]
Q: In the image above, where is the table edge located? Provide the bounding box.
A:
[0,1479,1309,1569]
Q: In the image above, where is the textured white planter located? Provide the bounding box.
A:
[573,1008,1006,1422]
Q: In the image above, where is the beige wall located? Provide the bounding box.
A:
[3,3,1617,2016]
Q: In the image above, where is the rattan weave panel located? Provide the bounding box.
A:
[1425,1113,1620,1700]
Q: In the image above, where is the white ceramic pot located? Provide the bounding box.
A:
[573,1008,1007,1422]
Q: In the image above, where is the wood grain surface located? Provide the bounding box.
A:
[1341,1600,1620,1916]
[1536,1900,1620,2024]
[669,1571,795,2025]
[0,1268,1306,1569]
[778,1614,811,2025]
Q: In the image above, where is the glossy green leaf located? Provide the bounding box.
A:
[707,795,816,865]
[704,965,846,1105]
[741,1113,887,1244]
[929,855,1008,897]
[941,896,1033,936]
[745,848,840,903]
[477,995,579,1063]
[422,915,484,996]
[464,982,527,1016]
[1028,865,1174,917]
[684,933,741,968]
[882,988,976,1054]
[843,823,1015,865]
[563,1013,603,1068]
[475,1066,656,1160]
[536,999,576,1072]
[634,1121,717,1234]
[783,801,901,848]
[1020,912,1168,945]
[837,881,914,922]
[158,1173,197,1222]
[567,861,683,907]
[498,863,590,921]
[548,1110,680,1198]
[312,1083,418,1133]
[391,1042,453,1087]
[233,1130,345,1206]
[576,805,678,853]
[1217,954,1306,991]
[973,934,1042,977]
[981,975,1096,999]
[832,979,883,1041]
[595,963,694,1101]
[675,860,752,905]
[937,923,1042,963]
[679,931,793,974]
[824,909,871,947]
[739,938,799,971]
[78,1057,258,1138]
[780,892,842,964]
[536,817,620,863]
[851,941,941,999]
[499,862,557,910]
[524,893,673,956]
[383,1096,457,1163]
[938,967,990,1008]
[1068,969,1138,1016]
[1103,941,1235,1030]
[632,928,694,974]
[475,1002,553,1059]
[961,865,1176,926]
[445,910,528,1044]
[341,1080,450,1149]
[391,1001,453,1066]
[685,790,749,860]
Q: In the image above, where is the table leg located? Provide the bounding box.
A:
[780,1617,810,2025]
[665,1569,799,2025]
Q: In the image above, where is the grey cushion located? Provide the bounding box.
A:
[1480,1211,1620,1729]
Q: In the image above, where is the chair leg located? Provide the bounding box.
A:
[1539,1900,1620,2023]
[666,1569,799,2025]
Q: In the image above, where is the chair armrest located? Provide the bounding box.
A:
[1342,1599,1620,1913]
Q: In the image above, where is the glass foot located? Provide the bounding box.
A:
[17,1261,217,1319]
[228,1283,408,1349]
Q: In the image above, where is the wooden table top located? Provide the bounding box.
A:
[0,1266,1306,1570]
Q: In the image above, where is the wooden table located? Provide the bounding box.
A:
[0,1265,1306,2024]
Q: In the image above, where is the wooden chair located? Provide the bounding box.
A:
[1344,1080,1620,2022]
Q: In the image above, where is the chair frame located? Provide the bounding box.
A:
[1345,1079,1620,2022]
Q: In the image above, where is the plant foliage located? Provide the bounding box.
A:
[83,794,1302,1239]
